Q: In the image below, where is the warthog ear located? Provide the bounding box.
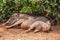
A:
[46,21,51,25]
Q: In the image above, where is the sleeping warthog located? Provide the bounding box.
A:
[4,13,35,28]
[26,20,51,33]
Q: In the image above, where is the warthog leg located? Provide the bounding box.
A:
[5,19,24,28]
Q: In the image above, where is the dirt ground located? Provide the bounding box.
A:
[0,24,60,40]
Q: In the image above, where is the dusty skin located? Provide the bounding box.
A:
[25,20,51,33]
[21,17,50,31]
[0,24,60,40]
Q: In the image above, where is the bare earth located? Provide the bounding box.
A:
[0,24,60,40]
